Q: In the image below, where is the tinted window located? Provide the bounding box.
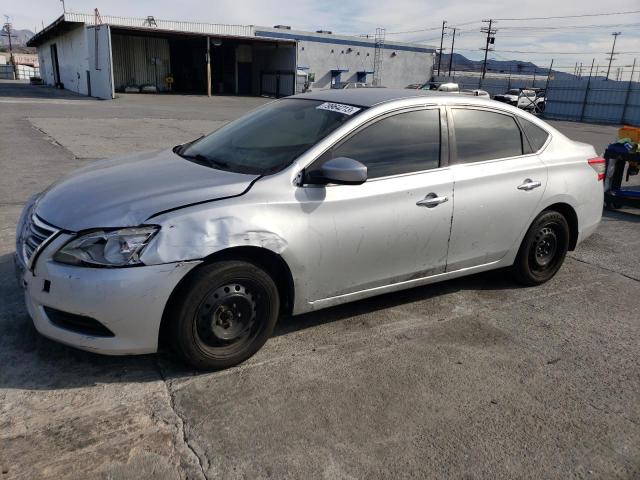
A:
[179,99,364,175]
[321,109,440,179]
[520,117,550,153]
[452,109,523,163]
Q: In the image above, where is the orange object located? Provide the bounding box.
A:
[618,125,640,142]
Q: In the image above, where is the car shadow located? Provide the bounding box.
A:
[0,249,518,391]
[602,207,640,223]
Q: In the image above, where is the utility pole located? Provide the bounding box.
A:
[1,16,16,77]
[60,0,66,13]
[448,27,456,77]
[436,20,447,76]
[481,19,496,79]
[605,32,621,80]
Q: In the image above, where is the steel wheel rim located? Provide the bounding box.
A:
[194,281,265,354]
[529,223,561,272]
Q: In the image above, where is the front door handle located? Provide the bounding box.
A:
[517,179,542,191]
[417,193,449,208]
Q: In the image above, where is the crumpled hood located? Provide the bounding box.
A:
[35,149,259,231]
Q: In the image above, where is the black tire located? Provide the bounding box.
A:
[169,260,279,370]
[511,210,570,286]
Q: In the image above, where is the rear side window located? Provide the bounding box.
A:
[452,109,523,164]
[322,109,441,178]
[519,118,550,153]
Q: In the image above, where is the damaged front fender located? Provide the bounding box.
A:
[140,214,289,265]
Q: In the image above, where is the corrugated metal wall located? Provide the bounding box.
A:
[544,78,640,125]
[111,34,171,91]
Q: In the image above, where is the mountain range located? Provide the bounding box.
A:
[0,28,35,48]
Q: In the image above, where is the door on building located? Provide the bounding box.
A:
[50,44,60,86]
[87,25,115,99]
[237,62,252,95]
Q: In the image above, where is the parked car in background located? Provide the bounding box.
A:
[405,83,423,89]
[420,82,490,98]
[468,89,490,98]
[494,88,546,112]
[16,88,603,370]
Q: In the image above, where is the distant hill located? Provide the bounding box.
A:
[436,53,576,80]
[1,28,34,47]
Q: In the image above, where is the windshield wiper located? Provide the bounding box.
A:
[181,152,231,170]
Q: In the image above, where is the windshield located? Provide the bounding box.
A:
[177,98,365,175]
[506,89,520,95]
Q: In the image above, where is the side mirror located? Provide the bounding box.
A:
[306,157,367,185]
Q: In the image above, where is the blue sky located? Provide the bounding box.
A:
[7,0,640,77]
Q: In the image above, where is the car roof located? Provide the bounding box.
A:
[290,88,453,107]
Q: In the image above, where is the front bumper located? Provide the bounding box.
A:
[18,232,200,355]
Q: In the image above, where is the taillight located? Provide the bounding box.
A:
[588,157,605,181]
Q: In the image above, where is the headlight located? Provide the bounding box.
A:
[54,226,159,267]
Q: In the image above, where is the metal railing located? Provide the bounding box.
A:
[63,12,254,38]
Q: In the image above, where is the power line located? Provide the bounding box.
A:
[494,10,640,21]
[498,22,640,31]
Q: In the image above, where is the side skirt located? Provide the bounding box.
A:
[303,259,506,313]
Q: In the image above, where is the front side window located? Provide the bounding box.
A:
[451,109,524,164]
[178,99,364,175]
[318,109,441,179]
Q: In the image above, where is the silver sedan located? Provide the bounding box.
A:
[15,89,604,369]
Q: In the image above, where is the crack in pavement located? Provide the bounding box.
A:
[568,255,640,283]
[155,358,209,480]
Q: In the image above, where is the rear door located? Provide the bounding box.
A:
[446,106,548,271]
[86,24,114,99]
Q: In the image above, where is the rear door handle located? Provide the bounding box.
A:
[517,179,542,191]
[416,193,449,208]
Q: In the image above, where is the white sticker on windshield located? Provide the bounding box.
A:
[316,102,361,115]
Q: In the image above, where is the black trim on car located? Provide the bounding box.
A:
[44,306,115,337]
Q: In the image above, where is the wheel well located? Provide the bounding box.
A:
[158,247,295,348]
[543,203,579,250]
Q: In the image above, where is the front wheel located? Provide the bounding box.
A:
[169,260,280,370]
[511,210,570,286]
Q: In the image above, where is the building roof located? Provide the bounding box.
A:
[28,12,436,54]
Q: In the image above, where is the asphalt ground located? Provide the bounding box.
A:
[0,81,638,479]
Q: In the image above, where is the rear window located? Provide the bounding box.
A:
[520,118,550,153]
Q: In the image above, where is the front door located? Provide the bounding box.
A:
[446,107,548,271]
[298,107,454,301]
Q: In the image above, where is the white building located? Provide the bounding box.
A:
[27,12,435,99]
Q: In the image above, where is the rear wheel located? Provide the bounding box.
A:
[170,260,279,370]
[511,210,570,286]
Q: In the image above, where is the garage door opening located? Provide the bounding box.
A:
[110,29,295,96]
